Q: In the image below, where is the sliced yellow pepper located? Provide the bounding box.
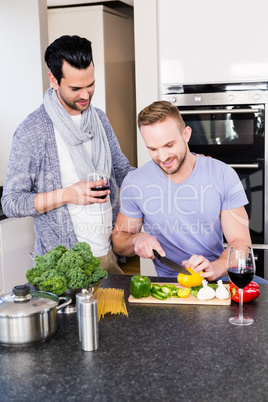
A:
[177,288,191,298]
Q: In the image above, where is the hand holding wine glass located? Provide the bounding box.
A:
[89,171,110,200]
[227,245,255,326]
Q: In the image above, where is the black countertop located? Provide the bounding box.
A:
[0,275,267,402]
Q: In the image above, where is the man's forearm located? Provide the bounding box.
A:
[34,187,71,214]
[112,231,138,257]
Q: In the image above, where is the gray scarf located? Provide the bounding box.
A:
[44,88,112,180]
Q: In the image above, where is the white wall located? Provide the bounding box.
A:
[0,0,49,185]
[134,0,159,169]
[133,0,159,275]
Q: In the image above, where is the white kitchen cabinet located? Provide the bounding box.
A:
[0,218,35,295]
[47,5,136,166]
[158,0,268,85]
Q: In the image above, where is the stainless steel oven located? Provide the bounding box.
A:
[162,82,268,279]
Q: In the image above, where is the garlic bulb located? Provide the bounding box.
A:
[215,280,229,300]
[197,280,216,301]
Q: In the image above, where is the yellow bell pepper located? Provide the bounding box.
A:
[177,268,203,288]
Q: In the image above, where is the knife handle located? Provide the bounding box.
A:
[153,249,161,260]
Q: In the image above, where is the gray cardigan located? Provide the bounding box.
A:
[2,104,134,256]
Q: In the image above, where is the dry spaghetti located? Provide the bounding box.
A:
[94,288,128,320]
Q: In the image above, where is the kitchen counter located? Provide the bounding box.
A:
[0,275,267,402]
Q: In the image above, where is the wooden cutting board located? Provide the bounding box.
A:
[128,283,231,305]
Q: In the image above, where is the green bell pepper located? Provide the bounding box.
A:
[129,275,151,299]
[151,290,167,300]
[150,284,168,300]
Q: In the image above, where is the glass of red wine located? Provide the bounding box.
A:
[90,171,110,200]
[227,245,255,326]
[88,171,110,224]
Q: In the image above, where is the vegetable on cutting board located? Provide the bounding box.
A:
[150,284,168,300]
[177,288,191,298]
[229,280,260,303]
[190,283,218,298]
[177,268,203,287]
[197,279,216,301]
[150,283,180,300]
[129,275,151,299]
[216,279,230,300]
[150,283,191,300]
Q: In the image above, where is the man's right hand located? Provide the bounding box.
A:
[34,179,110,214]
[64,180,110,205]
[132,232,165,260]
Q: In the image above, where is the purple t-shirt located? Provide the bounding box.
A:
[120,155,248,277]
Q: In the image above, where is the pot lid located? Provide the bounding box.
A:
[0,285,59,317]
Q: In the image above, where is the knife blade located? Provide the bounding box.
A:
[153,249,191,275]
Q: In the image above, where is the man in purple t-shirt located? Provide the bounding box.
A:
[112,101,251,281]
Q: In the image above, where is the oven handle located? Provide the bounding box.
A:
[180,108,259,115]
[228,163,259,169]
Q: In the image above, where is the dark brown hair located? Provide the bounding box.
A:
[45,35,93,85]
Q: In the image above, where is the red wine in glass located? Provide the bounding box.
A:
[227,246,255,326]
[91,185,110,199]
[88,172,110,224]
[227,267,254,289]
[88,171,110,199]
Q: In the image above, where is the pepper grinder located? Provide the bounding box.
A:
[76,289,89,342]
[80,293,99,352]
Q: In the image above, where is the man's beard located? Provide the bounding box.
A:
[65,98,90,112]
[58,90,92,113]
[156,152,186,176]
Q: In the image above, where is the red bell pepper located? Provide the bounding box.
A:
[229,280,260,303]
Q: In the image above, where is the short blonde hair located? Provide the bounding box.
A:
[137,100,185,131]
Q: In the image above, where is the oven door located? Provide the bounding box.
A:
[228,162,264,245]
[180,104,264,162]
[252,247,266,278]
[179,105,265,245]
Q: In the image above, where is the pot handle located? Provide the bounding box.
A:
[56,296,72,311]
[28,252,35,261]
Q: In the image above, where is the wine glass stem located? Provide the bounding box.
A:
[239,288,244,321]
[100,204,104,224]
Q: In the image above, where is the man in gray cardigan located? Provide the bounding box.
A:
[2,35,134,273]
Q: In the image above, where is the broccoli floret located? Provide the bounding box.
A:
[33,255,49,272]
[86,265,108,286]
[82,256,101,276]
[54,245,68,254]
[26,267,44,286]
[71,242,93,263]
[40,269,68,296]
[71,242,106,285]
[56,250,85,276]
[34,245,67,271]
[66,268,86,289]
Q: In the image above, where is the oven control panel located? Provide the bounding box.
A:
[162,90,268,107]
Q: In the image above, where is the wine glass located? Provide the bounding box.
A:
[89,171,110,200]
[88,171,110,224]
[227,245,255,326]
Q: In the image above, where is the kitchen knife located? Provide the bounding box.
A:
[153,249,191,275]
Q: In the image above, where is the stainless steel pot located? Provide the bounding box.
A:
[0,284,72,347]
